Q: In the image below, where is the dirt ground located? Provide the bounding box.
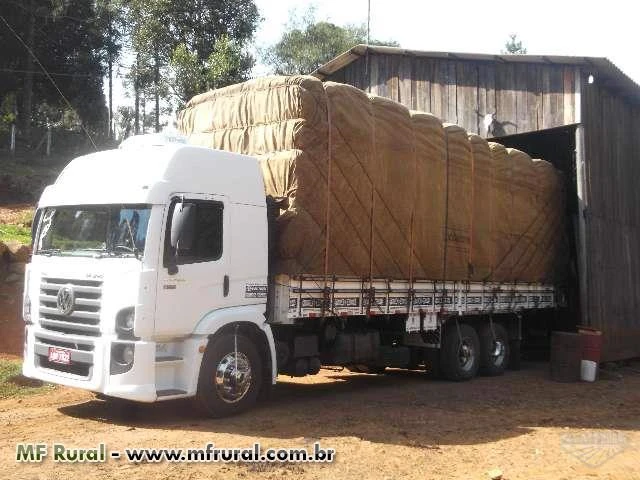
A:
[0,203,32,356]
[1,362,639,480]
[0,204,33,226]
[0,279,22,356]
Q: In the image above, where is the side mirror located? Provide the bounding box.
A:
[167,202,196,274]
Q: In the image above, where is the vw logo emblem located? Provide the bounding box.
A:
[56,286,75,315]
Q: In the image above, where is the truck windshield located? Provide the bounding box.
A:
[34,204,151,258]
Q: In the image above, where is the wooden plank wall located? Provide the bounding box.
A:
[328,53,578,136]
[582,78,640,361]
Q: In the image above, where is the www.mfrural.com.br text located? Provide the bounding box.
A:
[15,442,336,464]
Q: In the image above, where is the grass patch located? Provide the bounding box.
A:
[0,224,31,244]
[0,359,54,399]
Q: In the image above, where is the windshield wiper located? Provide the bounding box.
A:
[94,248,134,259]
[100,219,141,260]
[123,217,140,260]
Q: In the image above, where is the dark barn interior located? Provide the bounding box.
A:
[495,126,580,356]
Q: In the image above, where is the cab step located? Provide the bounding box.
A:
[155,355,184,366]
[156,388,187,397]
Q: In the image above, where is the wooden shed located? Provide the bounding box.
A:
[314,45,640,362]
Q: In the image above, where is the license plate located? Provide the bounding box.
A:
[48,347,71,365]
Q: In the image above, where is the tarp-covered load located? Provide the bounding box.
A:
[178,75,564,283]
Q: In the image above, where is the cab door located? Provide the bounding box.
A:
[154,193,230,337]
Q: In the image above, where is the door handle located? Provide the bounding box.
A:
[223,275,229,297]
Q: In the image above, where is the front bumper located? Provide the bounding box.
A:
[23,325,158,402]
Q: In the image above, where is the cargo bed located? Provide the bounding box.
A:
[271,275,556,323]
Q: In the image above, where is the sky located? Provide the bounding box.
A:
[252,0,638,79]
[113,0,639,126]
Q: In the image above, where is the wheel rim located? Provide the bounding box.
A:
[490,339,506,366]
[458,339,476,372]
[215,352,252,404]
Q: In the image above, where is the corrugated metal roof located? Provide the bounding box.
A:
[313,44,640,103]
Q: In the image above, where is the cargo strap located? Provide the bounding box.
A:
[323,89,333,294]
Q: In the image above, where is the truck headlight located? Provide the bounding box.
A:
[22,268,31,323]
[116,307,136,339]
[23,297,31,324]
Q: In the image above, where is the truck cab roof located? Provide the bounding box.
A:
[39,143,266,208]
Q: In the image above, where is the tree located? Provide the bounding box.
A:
[95,0,127,139]
[126,0,259,123]
[502,34,527,54]
[114,105,134,140]
[127,0,173,133]
[263,7,399,75]
[0,0,108,149]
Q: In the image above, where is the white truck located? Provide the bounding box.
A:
[22,136,556,417]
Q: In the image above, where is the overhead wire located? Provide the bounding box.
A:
[0,68,101,78]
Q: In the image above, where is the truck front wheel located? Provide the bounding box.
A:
[195,333,262,417]
[441,323,480,381]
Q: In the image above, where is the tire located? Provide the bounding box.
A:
[424,348,442,378]
[479,323,510,376]
[440,323,480,381]
[195,333,262,417]
[508,340,521,370]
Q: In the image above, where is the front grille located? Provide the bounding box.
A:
[39,277,103,337]
[35,333,95,352]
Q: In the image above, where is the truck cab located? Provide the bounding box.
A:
[23,138,276,416]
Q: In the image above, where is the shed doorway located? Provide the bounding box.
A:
[492,125,581,358]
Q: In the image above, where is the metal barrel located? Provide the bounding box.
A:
[579,327,603,363]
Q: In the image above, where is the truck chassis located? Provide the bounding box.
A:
[268,275,556,379]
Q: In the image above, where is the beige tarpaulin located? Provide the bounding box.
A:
[443,124,472,280]
[468,134,494,280]
[178,75,563,283]
[411,112,446,280]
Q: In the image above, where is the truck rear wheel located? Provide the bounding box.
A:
[195,333,262,417]
[479,323,510,376]
[441,323,480,381]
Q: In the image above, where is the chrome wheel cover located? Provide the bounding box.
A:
[215,352,252,403]
[458,340,475,372]
[490,339,506,366]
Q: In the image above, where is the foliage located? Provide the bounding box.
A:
[0,0,109,140]
[169,36,254,105]
[263,7,399,75]
[0,224,31,244]
[0,359,54,399]
[0,93,18,135]
[95,0,126,62]
[127,0,260,118]
[168,44,201,103]
[502,34,527,54]
[1,0,260,148]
